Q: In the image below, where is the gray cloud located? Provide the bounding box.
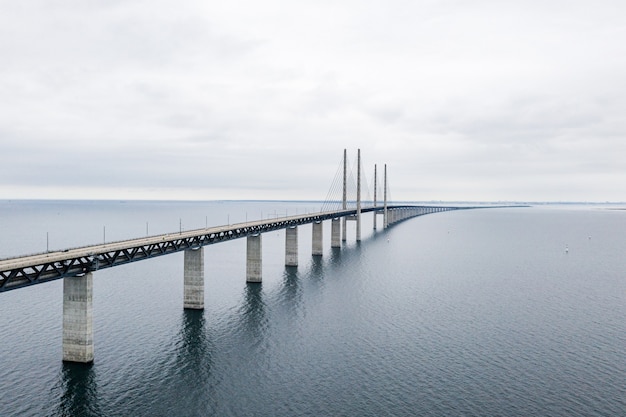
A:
[1,0,625,201]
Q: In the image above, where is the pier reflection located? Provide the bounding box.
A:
[58,362,100,417]
[240,283,267,339]
[278,266,302,316]
[176,309,212,379]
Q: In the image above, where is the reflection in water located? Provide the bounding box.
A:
[327,242,365,275]
[176,310,213,394]
[240,283,266,340]
[329,247,343,267]
[309,255,324,281]
[153,309,216,415]
[176,309,212,381]
[57,362,100,417]
[278,267,302,317]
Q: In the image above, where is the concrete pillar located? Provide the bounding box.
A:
[331,218,341,248]
[184,247,204,310]
[247,234,262,283]
[312,221,323,256]
[63,272,94,363]
[285,226,298,266]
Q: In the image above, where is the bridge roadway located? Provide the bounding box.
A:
[0,205,450,292]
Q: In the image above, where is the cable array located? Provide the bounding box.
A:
[320,156,346,212]
[360,156,373,208]
[320,151,390,212]
[386,170,394,206]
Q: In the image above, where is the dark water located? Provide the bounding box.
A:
[0,201,624,416]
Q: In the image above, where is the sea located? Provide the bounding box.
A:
[0,200,624,417]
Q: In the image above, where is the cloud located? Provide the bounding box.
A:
[1,0,626,201]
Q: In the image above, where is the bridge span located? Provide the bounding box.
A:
[0,205,453,293]
[0,149,465,363]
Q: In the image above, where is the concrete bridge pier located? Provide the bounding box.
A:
[312,221,323,256]
[331,218,341,248]
[63,272,94,363]
[285,226,298,266]
[184,247,204,310]
[247,234,262,283]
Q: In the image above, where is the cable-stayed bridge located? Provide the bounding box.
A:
[0,149,467,363]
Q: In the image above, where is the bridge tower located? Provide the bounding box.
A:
[384,164,389,228]
[341,149,347,242]
[356,148,362,241]
[373,164,377,231]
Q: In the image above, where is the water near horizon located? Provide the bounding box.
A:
[0,200,624,416]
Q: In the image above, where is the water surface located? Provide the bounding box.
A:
[0,201,624,416]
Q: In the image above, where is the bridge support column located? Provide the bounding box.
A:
[331,218,341,248]
[63,272,94,363]
[285,226,298,267]
[247,234,262,283]
[184,248,204,310]
[312,221,323,256]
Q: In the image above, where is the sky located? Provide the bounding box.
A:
[1,0,625,202]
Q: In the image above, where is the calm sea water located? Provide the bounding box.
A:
[0,201,624,416]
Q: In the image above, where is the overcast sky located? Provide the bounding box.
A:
[1,0,625,202]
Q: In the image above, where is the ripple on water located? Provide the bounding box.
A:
[2,205,626,416]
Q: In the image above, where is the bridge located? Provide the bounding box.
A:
[0,149,463,363]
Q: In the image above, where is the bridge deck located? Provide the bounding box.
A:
[0,205,453,292]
